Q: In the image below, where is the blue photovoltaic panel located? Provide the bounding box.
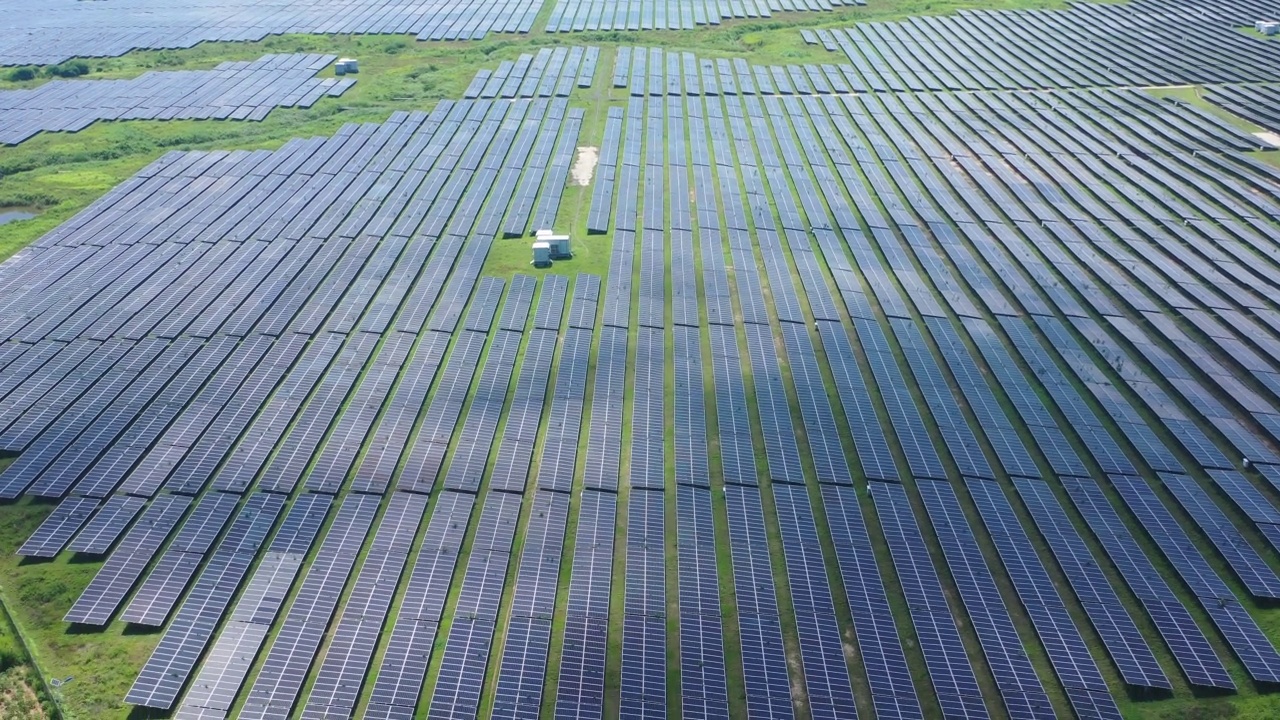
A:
[17,496,100,557]
[67,494,147,554]
[1107,474,1280,684]
[1011,478,1169,690]
[64,494,192,626]
[870,481,988,719]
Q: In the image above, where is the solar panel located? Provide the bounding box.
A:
[1159,472,1280,600]
[870,481,988,717]
[772,484,858,718]
[1011,478,1169,689]
[1106,474,1280,684]
[64,494,192,626]
[65,494,147,554]
[126,493,286,709]
[17,496,100,557]
[302,492,428,718]
[0,55,354,146]
[238,493,381,718]
[1060,476,1233,689]
[556,489,615,718]
[821,485,921,717]
[964,477,1120,717]
[429,492,523,716]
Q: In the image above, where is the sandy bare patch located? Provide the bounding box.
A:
[571,146,598,186]
[1255,131,1280,148]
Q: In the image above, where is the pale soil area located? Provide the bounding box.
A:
[571,146,598,186]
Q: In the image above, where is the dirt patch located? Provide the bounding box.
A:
[1255,131,1280,148]
[571,146,598,186]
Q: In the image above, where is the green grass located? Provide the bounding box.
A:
[0,540,55,720]
[1237,27,1279,41]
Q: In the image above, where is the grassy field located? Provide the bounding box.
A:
[2,0,1280,719]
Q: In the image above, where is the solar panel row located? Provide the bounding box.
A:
[128,492,287,709]
[772,484,858,719]
[1104,475,1280,684]
[0,0,543,66]
[1158,472,1280,600]
[916,479,1057,719]
[675,484,729,719]
[556,488,615,718]
[365,491,473,719]
[238,493,382,718]
[964,477,1121,719]
[1011,478,1170,690]
[1059,477,1235,689]
[820,485,921,719]
[582,324,627,493]
[464,46,600,101]
[493,491,570,719]
[620,487,666,718]
[176,493,331,719]
[16,495,100,557]
[548,0,862,34]
[1206,469,1280,556]
[301,492,429,719]
[488,325,556,492]
[120,491,241,626]
[587,107,624,235]
[0,54,352,145]
[443,328,522,493]
[871,481,988,719]
[64,494,193,625]
[303,333,417,494]
[428,489,524,718]
[531,277,598,489]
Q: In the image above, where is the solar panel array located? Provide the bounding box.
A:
[0,54,352,145]
[176,492,330,719]
[0,0,543,66]
[811,0,1280,90]
[965,478,1120,718]
[1106,475,1280,684]
[872,481,988,719]
[463,46,599,101]
[1058,477,1236,690]
[546,0,863,32]
[1202,84,1280,135]
[6,10,1280,719]
[917,479,1059,719]
[1011,478,1171,691]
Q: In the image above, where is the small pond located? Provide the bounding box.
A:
[0,208,37,226]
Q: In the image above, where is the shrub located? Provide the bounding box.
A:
[0,618,23,672]
[46,60,90,78]
[6,67,35,82]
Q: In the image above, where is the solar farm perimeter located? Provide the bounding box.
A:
[1,0,1280,719]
